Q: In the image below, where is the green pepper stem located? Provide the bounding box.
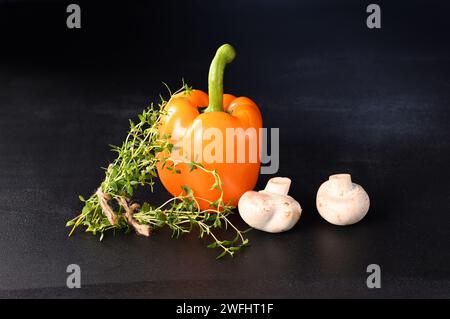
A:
[205,44,236,113]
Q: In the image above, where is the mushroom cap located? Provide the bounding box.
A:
[316,175,370,226]
[238,190,302,233]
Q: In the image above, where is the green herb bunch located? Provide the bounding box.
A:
[67,84,250,258]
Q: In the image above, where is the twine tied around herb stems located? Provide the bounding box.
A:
[95,187,152,236]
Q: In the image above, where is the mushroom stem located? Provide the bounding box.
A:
[264,177,291,195]
[329,173,353,194]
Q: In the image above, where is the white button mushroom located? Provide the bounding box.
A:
[316,173,370,226]
[238,177,302,233]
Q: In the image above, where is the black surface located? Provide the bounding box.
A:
[0,0,449,298]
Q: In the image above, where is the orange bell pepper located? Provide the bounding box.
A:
[157,44,262,210]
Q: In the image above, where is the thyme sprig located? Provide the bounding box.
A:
[67,84,250,258]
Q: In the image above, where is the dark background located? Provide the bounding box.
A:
[0,0,449,298]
